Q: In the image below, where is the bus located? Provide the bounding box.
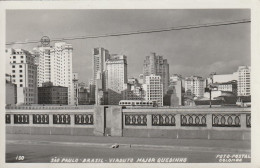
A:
[119,100,157,107]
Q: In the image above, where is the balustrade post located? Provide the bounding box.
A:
[207,113,212,129]
[49,114,53,126]
[241,113,247,129]
[29,114,33,126]
[10,114,14,125]
[206,113,212,140]
[147,114,152,128]
[71,114,75,126]
[175,114,181,129]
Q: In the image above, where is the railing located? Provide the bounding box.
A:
[5,106,251,139]
[122,108,251,130]
[6,112,94,127]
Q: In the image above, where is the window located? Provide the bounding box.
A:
[12,65,15,68]
[12,70,15,73]
[21,61,24,63]
[13,61,16,63]
[12,75,15,77]
[19,65,22,68]
[20,79,23,82]
[20,75,23,77]
[19,70,22,73]
[21,56,23,58]
[13,56,16,59]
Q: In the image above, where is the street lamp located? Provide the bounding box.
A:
[73,78,79,106]
[139,87,143,106]
[205,87,212,108]
[205,85,217,108]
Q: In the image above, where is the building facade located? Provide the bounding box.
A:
[213,72,238,83]
[33,42,74,105]
[185,76,204,98]
[143,74,163,106]
[88,80,95,104]
[124,79,144,100]
[92,48,110,104]
[78,87,89,105]
[6,74,17,105]
[38,82,68,105]
[143,53,169,95]
[92,48,110,87]
[6,48,38,105]
[106,55,128,105]
[211,80,237,96]
[237,66,251,96]
[164,79,182,106]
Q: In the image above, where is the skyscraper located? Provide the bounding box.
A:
[143,74,163,106]
[33,42,74,105]
[143,52,169,95]
[106,54,128,105]
[32,46,51,86]
[92,47,110,87]
[6,48,38,105]
[166,76,182,106]
[237,66,251,96]
[185,76,205,98]
[92,48,110,104]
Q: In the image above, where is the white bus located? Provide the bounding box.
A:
[119,100,157,107]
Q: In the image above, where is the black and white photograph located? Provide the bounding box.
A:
[1,1,259,167]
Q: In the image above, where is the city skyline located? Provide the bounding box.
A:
[6,9,250,83]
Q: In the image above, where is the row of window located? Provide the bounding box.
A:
[12,70,22,73]
[12,55,24,59]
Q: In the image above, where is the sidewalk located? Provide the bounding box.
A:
[6,134,250,153]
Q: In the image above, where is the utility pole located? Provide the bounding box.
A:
[205,86,212,108]
[139,87,143,106]
[209,89,212,108]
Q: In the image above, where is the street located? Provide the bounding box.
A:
[6,142,251,163]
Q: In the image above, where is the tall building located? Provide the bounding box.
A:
[185,76,205,98]
[6,48,38,105]
[32,46,51,86]
[237,66,251,96]
[92,48,110,87]
[33,42,74,105]
[92,48,110,104]
[164,76,182,106]
[106,54,128,105]
[143,74,163,106]
[143,52,169,95]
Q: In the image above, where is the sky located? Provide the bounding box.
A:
[6,9,250,84]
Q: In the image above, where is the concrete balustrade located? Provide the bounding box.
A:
[6,108,95,136]
[6,106,251,140]
[122,108,251,140]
